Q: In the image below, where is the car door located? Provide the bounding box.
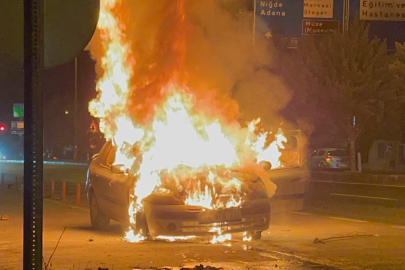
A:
[98,143,129,222]
[316,150,326,166]
[88,142,113,216]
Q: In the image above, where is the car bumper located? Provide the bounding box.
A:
[143,198,271,237]
[328,163,349,169]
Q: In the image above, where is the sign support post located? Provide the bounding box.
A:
[343,0,350,33]
[73,57,78,162]
[253,0,257,45]
[23,0,44,269]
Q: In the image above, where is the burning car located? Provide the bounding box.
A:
[84,0,292,243]
[86,140,272,241]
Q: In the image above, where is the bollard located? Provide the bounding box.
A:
[0,173,3,187]
[61,181,66,202]
[50,180,55,199]
[76,183,81,205]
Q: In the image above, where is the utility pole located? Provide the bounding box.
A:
[253,0,256,45]
[73,57,78,162]
[23,0,44,269]
[343,0,350,34]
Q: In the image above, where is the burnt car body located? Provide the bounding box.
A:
[86,141,271,239]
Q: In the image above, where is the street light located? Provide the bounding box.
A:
[73,57,78,162]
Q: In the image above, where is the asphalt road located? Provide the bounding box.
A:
[1,188,405,270]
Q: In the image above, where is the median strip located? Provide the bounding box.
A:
[330,193,398,201]
[291,211,312,215]
[391,225,405,230]
[328,217,368,223]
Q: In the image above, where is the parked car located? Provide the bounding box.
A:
[310,148,349,170]
[86,140,271,240]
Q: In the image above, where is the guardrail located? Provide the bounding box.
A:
[0,160,88,166]
[307,171,405,208]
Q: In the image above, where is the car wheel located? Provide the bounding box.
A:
[90,192,110,230]
[318,162,325,170]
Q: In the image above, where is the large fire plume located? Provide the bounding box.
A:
[88,0,288,243]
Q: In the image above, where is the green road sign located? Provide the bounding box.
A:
[11,121,24,134]
[13,103,24,117]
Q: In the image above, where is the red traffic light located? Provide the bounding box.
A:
[0,124,5,131]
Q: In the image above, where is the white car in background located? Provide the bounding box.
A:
[310,148,349,170]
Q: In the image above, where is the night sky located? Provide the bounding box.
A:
[0,51,97,160]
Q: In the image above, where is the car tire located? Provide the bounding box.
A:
[90,192,110,230]
[318,162,325,171]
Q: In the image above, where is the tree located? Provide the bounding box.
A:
[391,42,405,90]
[278,20,399,171]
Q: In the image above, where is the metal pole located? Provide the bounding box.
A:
[23,0,44,269]
[343,0,350,34]
[253,0,256,45]
[73,57,78,162]
[342,0,346,33]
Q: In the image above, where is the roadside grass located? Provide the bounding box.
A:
[0,162,88,183]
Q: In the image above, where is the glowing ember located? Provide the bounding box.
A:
[211,234,232,244]
[124,227,145,243]
[156,236,196,242]
[89,0,286,242]
[209,224,232,244]
[243,232,252,242]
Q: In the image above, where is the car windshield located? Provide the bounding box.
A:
[328,150,348,156]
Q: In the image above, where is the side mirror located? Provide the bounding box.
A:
[259,161,272,171]
[111,164,126,174]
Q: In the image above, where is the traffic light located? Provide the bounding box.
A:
[0,124,5,131]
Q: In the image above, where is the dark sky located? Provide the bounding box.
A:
[0,50,97,157]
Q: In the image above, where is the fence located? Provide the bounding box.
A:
[307,171,405,208]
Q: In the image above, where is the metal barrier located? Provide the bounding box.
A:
[307,171,405,208]
[0,160,88,166]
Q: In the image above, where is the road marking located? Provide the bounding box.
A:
[264,250,307,261]
[329,217,368,223]
[330,193,398,201]
[291,211,312,215]
[259,253,278,260]
[391,225,405,230]
[311,180,405,188]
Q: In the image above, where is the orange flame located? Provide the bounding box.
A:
[89,0,286,243]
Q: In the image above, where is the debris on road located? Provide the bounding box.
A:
[314,233,376,244]
[180,265,223,270]
[132,265,223,270]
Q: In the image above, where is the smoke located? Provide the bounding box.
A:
[86,0,290,129]
[185,0,290,128]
